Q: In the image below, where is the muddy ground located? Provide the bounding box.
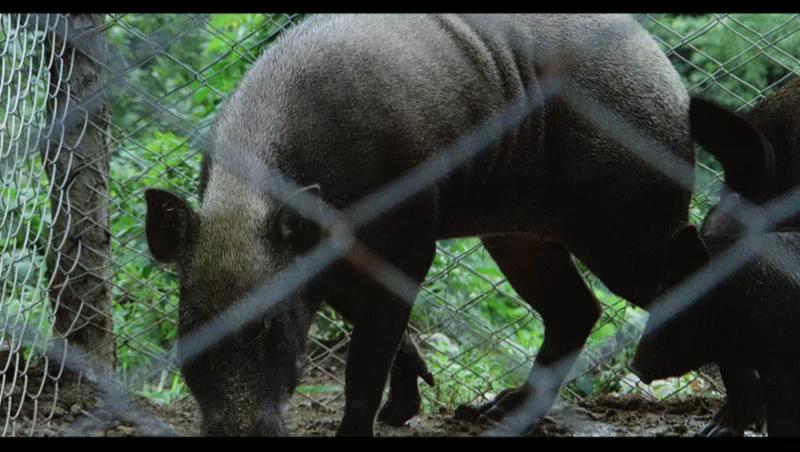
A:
[7,364,764,437]
[285,390,728,437]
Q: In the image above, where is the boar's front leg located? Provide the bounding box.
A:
[698,365,764,437]
[335,223,437,436]
[455,234,601,435]
[762,364,800,437]
[326,292,435,427]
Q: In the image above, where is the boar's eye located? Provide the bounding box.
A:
[262,313,285,330]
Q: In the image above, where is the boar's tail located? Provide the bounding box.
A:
[410,349,435,387]
[420,369,435,387]
[689,96,777,202]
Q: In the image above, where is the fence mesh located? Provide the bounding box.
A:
[1,13,799,436]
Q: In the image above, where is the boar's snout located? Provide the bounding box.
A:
[254,413,288,437]
[202,406,288,437]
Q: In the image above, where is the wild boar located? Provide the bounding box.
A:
[145,14,700,436]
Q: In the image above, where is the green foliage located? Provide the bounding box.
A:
[135,370,188,404]
[645,14,800,109]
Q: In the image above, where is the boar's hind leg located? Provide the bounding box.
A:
[326,294,434,427]
[335,233,437,437]
[454,234,601,435]
[763,365,800,437]
[376,333,435,426]
[698,366,764,437]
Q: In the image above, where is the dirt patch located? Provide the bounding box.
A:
[286,391,740,437]
[7,371,198,437]
[0,356,760,437]
[6,364,764,437]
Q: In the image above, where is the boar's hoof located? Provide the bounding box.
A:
[697,422,739,437]
[377,392,421,426]
[454,387,537,428]
[376,349,434,426]
[697,398,766,437]
[453,404,482,423]
[454,388,514,423]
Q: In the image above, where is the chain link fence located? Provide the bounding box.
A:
[1,13,799,436]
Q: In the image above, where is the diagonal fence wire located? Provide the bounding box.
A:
[0,12,700,434]
[0,13,752,434]
[3,13,800,437]
[18,14,590,434]
[111,13,798,435]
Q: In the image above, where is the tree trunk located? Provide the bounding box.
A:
[43,14,116,375]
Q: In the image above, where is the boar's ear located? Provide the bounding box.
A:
[145,189,197,263]
[666,225,710,284]
[689,97,776,201]
[275,184,323,246]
